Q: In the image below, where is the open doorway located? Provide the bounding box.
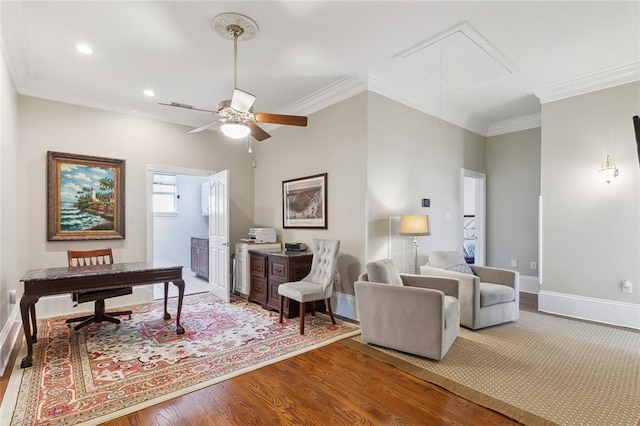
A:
[146,165,214,299]
[461,169,486,266]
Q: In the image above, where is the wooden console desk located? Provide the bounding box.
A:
[19,261,185,368]
[248,250,324,318]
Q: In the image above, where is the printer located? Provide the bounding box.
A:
[247,228,277,243]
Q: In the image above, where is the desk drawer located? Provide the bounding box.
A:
[270,260,288,280]
[249,253,267,278]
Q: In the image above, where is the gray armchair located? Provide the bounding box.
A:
[355,259,460,361]
[420,251,519,330]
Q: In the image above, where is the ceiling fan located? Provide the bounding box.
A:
[160,13,307,142]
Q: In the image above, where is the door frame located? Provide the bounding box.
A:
[460,169,486,266]
[146,164,215,301]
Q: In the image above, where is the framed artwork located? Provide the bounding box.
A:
[282,173,327,229]
[47,151,126,241]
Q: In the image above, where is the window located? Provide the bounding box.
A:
[153,173,177,215]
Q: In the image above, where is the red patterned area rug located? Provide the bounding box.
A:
[1,294,359,426]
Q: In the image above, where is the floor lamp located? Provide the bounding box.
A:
[399,214,430,273]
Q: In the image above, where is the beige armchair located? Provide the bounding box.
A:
[278,239,340,335]
[355,259,460,361]
[420,251,519,330]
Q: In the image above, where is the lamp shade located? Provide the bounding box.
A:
[399,214,430,236]
[221,121,251,139]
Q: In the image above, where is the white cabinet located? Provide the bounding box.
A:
[201,181,209,215]
[234,242,281,296]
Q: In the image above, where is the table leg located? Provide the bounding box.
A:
[172,278,185,334]
[29,304,37,342]
[20,295,40,368]
[163,281,170,320]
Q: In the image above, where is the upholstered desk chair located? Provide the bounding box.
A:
[420,251,519,330]
[66,248,133,331]
[355,259,460,361]
[278,239,340,335]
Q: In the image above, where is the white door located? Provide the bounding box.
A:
[461,169,486,266]
[208,170,230,302]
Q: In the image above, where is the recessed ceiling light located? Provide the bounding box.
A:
[75,43,93,55]
[143,89,155,97]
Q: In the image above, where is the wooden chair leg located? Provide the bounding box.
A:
[299,300,305,335]
[326,298,336,325]
[311,300,316,316]
[279,295,284,324]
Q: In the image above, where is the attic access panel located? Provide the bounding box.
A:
[394,22,514,93]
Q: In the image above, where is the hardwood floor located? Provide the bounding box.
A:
[1,294,539,425]
[101,343,517,426]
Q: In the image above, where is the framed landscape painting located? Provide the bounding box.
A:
[47,151,126,241]
[282,173,327,229]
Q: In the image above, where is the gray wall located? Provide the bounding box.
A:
[486,127,541,276]
[367,92,486,269]
[253,92,368,295]
[253,91,490,297]
[16,96,255,271]
[541,81,640,304]
[0,47,19,336]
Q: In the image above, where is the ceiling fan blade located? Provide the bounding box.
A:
[254,113,307,127]
[247,121,271,141]
[230,89,256,112]
[187,120,221,134]
[159,102,217,114]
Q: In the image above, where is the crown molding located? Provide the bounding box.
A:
[486,113,541,137]
[367,72,489,136]
[16,80,203,129]
[533,60,640,104]
[280,72,368,117]
[256,72,367,134]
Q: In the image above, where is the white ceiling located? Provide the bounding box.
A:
[2,1,639,137]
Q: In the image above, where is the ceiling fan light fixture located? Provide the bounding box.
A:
[221,121,250,139]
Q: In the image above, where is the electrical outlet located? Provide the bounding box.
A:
[510,259,518,268]
[622,280,632,294]
[9,289,17,304]
[530,261,537,270]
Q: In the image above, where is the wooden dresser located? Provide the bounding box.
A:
[248,250,318,318]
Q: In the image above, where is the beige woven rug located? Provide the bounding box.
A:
[343,310,640,426]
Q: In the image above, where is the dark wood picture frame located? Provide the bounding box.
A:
[47,151,126,241]
[282,173,328,229]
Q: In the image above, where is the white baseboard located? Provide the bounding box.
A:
[332,292,357,321]
[539,290,640,330]
[520,275,541,294]
[30,286,153,319]
[0,305,21,376]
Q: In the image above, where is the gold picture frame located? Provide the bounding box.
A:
[282,173,327,229]
[47,151,125,241]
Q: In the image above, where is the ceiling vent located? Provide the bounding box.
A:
[394,21,515,93]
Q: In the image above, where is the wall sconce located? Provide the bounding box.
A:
[399,214,430,273]
[599,155,619,184]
